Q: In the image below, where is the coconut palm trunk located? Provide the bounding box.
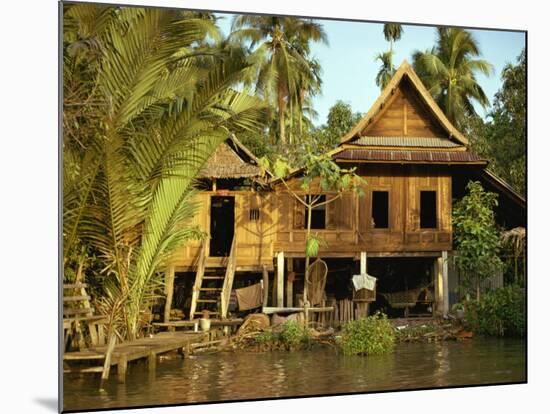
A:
[278,83,288,144]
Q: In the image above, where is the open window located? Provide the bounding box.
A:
[371,191,389,229]
[305,195,326,229]
[420,191,437,229]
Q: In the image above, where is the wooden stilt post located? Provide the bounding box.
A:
[442,251,449,315]
[164,265,175,323]
[286,258,294,307]
[276,252,284,307]
[358,252,368,317]
[147,351,156,373]
[117,355,128,383]
[100,333,117,385]
[262,265,269,308]
[435,256,444,315]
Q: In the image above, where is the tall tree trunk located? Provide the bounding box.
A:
[278,83,287,144]
[298,89,305,136]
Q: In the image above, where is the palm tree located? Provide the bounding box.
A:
[63,4,267,340]
[412,28,493,128]
[230,15,327,144]
[375,49,396,90]
[383,23,403,52]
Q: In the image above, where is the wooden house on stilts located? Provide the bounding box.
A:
[162,61,526,326]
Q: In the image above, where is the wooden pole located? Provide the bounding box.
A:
[164,265,175,323]
[147,351,156,373]
[262,265,269,307]
[276,252,285,307]
[286,258,294,307]
[435,256,444,315]
[442,251,449,315]
[360,252,367,275]
[100,333,117,385]
[117,355,128,383]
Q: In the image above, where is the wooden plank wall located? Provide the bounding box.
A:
[362,80,447,138]
[169,163,453,266]
[274,164,452,255]
[169,191,276,270]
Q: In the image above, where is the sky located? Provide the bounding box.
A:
[215,13,525,126]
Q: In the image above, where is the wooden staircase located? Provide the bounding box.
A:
[189,237,237,320]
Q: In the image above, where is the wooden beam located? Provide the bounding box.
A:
[163,265,175,323]
[263,306,333,314]
[403,99,408,136]
[276,252,285,307]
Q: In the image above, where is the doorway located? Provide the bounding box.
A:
[209,196,235,257]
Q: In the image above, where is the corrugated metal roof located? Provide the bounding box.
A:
[334,149,485,163]
[353,136,461,148]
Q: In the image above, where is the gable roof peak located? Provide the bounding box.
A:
[339,60,469,146]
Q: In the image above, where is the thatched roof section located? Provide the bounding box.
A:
[198,135,263,179]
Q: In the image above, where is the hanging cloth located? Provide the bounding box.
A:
[235,283,263,311]
[352,273,377,291]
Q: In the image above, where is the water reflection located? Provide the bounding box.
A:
[64,338,526,411]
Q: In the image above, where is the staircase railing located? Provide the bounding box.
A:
[220,237,237,319]
[189,240,207,320]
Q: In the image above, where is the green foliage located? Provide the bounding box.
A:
[412,28,493,128]
[340,313,395,356]
[383,24,403,45]
[311,101,362,152]
[63,4,267,340]
[305,234,327,258]
[230,15,327,144]
[280,320,312,348]
[375,24,402,91]
[273,158,291,178]
[464,285,525,337]
[375,50,396,90]
[255,321,312,351]
[467,49,526,196]
[452,181,502,301]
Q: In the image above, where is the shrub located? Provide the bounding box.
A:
[465,285,525,337]
[279,320,311,349]
[254,320,312,351]
[340,312,395,356]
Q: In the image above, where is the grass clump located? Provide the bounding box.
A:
[339,312,395,356]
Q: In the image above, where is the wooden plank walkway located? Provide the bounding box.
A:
[64,331,208,382]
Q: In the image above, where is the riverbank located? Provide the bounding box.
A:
[63,337,526,411]
[223,314,473,353]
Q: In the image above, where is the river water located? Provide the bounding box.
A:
[63,338,526,412]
